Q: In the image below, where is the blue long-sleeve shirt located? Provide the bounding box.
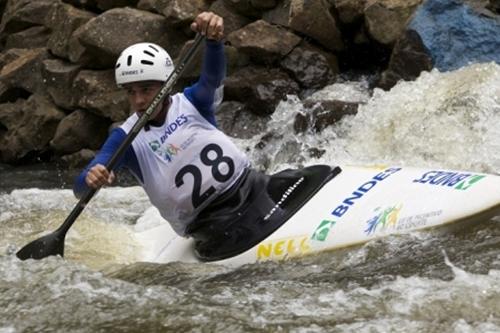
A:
[74,40,226,198]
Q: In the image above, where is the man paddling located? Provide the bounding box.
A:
[74,12,252,237]
[73,11,338,261]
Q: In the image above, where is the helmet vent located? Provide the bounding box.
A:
[127,55,132,66]
[141,60,154,65]
[148,45,159,52]
[143,50,155,57]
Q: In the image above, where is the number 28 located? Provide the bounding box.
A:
[175,143,235,208]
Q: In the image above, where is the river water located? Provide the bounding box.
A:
[1,63,500,332]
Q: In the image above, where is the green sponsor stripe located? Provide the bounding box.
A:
[312,220,335,241]
[455,175,486,190]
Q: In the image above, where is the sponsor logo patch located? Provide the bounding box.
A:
[413,171,485,190]
[311,220,336,241]
[311,167,402,242]
[364,205,402,235]
[148,140,181,162]
[257,236,311,260]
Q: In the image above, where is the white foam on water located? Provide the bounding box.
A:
[237,62,500,175]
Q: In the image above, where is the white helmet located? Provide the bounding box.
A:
[115,42,174,85]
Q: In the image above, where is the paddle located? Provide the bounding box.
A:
[16,34,205,260]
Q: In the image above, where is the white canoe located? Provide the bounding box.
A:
[134,165,500,267]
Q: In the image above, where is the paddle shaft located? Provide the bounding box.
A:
[56,34,205,236]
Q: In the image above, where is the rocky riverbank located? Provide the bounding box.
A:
[0,0,499,167]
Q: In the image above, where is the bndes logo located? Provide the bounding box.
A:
[121,70,139,76]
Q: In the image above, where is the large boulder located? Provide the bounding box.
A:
[224,66,300,115]
[0,0,57,36]
[210,0,252,35]
[4,26,51,50]
[0,48,51,101]
[364,0,423,45]
[227,20,301,64]
[68,7,169,68]
[408,0,500,71]
[72,69,129,122]
[0,95,65,163]
[334,0,367,24]
[377,29,433,90]
[50,109,110,154]
[280,41,339,89]
[216,101,269,139]
[41,59,82,110]
[47,1,96,60]
[264,0,344,51]
[162,0,211,26]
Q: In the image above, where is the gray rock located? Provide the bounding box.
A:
[69,7,169,68]
[50,109,110,154]
[72,69,129,122]
[5,26,51,50]
[0,95,65,163]
[280,41,339,89]
[224,66,300,115]
[216,101,269,138]
[227,20,301,64]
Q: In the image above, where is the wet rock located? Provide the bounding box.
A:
[264,0,344,52]
[72,69,129,122]
[364,0,423,45]
[224,66,300,115]
[95,0,140,11]
[294,100,359,133]
[280,41,339,89]
[377,29,433,90]
[210,0,252,35]
[59,148,96,168]
[408,0,500,71]
[251,0,279,10]
[4,26,51,50]
[216,101,269,139]
[69,7,169,68]
[334,0,367,24]
[50,110,110,154]
[162,0,211,26]
[47,1,96,60]
[0,0,57,36]
[227,19,301,64]
[0,95,65,163]
[0,48,51,100]
[223,0,262,18]
[488,0,500,13]
[41,59,82,110]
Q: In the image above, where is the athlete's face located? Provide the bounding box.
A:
[123,80,163,115]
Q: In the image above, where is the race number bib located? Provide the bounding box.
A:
[175,143,235,208]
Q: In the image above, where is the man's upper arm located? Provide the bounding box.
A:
[184,40,226,126]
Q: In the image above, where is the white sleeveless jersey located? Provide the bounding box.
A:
[121,93,250,235]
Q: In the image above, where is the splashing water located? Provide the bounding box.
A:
[243,62,500,174]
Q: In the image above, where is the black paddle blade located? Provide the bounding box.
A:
[16,231,65,260]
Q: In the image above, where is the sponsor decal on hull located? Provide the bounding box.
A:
[311,220,336,241]
[364,205,443,235]
[257,236,311,260]
[364,204,403,235]
[413,170,485,190]
[311,167,402,242]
